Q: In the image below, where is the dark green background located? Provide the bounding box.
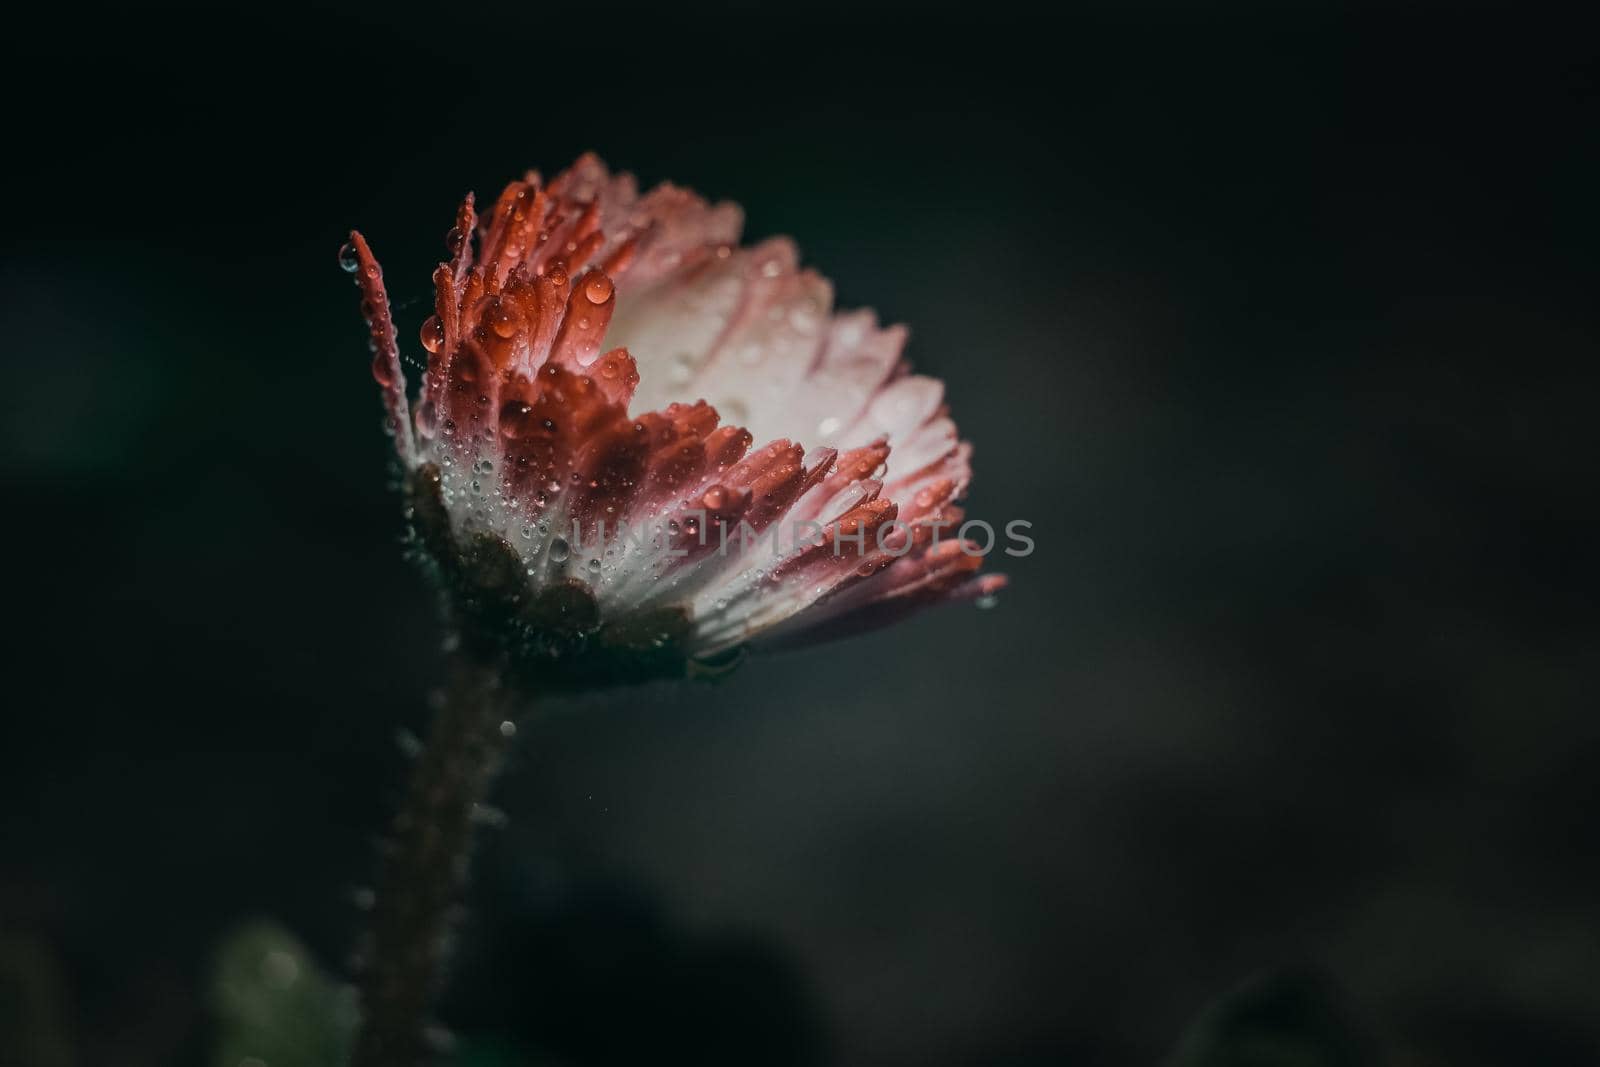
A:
[3,4,1597,1064]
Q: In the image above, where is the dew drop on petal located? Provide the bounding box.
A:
[337,241,359,273]
[415,399,437,434]
[548,538,570,563]
[487,298,519,338]
[420,315,444,354]
[583,274,614,304]
[371,353,396,387]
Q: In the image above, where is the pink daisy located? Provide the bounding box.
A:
[346,154,1003,684]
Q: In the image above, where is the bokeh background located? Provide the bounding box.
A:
[3,4,1597,1064]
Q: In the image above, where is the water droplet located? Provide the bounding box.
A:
[702,487,728,509]
[587,558,602,575]
[583,274,613,304]
[337,241,359,273]
[546,479,562,493]
[486,298,519,338]
[420,315,444,354]
[548,538,570,562]
[445,226,464,254]
[371,352,396,387]
[415,399,438,433]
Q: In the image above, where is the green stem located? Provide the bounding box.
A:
[351,645,514,1067]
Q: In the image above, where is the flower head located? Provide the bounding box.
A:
[347,154,1003,687]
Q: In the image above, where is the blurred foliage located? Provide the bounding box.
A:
[195,916,1399,1067]
[0,930,76,1067]
[1167,969,1373,1067]
[209,922,562,1067]
[211,921,358,1067]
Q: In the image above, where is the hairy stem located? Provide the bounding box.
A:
[351,645,514,1067]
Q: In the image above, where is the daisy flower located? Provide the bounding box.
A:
[345,153,1003,683]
